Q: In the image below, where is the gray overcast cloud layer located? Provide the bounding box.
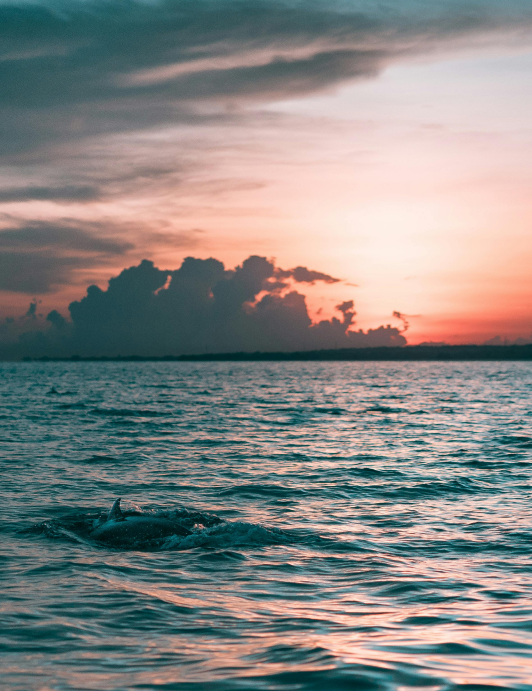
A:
[1,0,531,159]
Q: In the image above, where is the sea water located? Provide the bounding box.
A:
[1,361,532,691]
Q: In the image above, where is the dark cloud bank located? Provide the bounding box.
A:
[0,256,406,359]
[0,220,135,293]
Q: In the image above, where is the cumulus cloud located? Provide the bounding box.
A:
[0,255,407,357]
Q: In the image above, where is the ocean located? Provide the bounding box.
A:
[1,361,532,691]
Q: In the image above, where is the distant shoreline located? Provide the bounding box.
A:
[14,344,532,362]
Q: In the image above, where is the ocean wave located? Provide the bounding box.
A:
[495,435,532,448]
[217,484,308,498]
[90,407,167,417]
[377,477,494,499]
[162,520,289,551]
[4,360,532,691]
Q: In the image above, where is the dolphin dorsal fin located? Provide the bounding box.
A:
[107,498,123,521]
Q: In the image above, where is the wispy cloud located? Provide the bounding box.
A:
[0,185,100,203]
[0,220,133,293]
[1,0,531,158]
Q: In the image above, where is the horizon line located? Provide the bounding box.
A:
[9,343,532,364]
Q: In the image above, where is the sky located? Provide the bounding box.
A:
[1,0,532,352]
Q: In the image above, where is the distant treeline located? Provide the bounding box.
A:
[19,344,532,362]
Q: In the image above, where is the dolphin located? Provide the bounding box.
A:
[90,498,191,547]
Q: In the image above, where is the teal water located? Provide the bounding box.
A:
[1,361,532,691]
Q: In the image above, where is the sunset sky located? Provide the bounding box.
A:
[1,0,532,346]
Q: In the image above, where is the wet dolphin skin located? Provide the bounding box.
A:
[91,498,191,547]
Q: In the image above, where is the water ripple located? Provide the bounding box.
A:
[1,361,532,691]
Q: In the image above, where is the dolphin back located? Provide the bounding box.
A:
[91,514,191,547]
[91,498,192,548]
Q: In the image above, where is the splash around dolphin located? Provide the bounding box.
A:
[90,498,191,547]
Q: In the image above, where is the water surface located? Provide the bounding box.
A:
[1,361,532,690]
